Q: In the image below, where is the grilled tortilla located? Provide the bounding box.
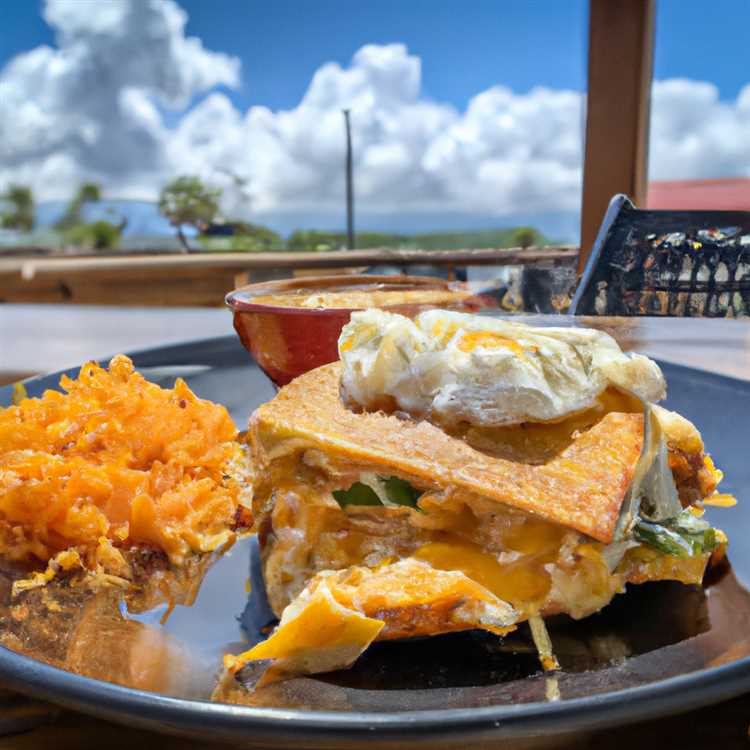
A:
[223,359,727,686]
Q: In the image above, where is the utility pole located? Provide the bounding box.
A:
[342,109,355,250]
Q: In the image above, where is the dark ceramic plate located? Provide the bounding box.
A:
[0,335,749,749]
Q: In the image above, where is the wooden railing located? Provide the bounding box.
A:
[0,246,578,306]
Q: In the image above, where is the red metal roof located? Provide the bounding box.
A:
[647,178,750,210]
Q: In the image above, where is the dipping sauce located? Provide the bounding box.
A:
[226,275,498,386]
[250,288,474,310]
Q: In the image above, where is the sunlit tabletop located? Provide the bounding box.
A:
[2,305,749,383]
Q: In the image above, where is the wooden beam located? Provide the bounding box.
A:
[0,247,578,277]
[579,0,655,272]
[0,247,579,306]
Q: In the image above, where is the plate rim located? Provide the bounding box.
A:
[1,642,749,745]
[2,334,750,744]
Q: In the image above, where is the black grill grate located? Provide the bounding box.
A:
[570,194,750,317]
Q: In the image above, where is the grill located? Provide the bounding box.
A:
[570,194,750,317]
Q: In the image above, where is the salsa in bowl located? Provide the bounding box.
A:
[226,274,498,385]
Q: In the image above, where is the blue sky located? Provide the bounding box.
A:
[3,0,748,112]
[1,0,749,240]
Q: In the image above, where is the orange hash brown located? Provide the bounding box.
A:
[0,355,252,585]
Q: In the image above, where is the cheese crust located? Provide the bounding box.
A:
[253,362,647,543]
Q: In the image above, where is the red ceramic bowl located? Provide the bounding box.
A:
[225,274,499,386]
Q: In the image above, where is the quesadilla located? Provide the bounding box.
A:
[224,310,730,686]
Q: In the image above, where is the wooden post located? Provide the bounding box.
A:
[579,0,655,272]
[342,109,355,250]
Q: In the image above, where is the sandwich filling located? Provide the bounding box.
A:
[226,311,731,686]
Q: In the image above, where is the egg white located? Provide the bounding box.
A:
[338,309,665,427]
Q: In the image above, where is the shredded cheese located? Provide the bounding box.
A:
[0,355,250,581]
[701,493,737,508]
[528,614,560,672]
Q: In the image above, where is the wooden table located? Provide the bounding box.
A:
[1,310,750,749]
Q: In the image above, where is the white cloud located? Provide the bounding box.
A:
[649,79,750,180]
[2,0,750,228]
[166,43,585,217]
[0,0,239,200]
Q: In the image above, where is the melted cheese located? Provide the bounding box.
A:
[225,583,384,683]
[227,527,711,683]
[227,558,518,679]
[413,540,555,610]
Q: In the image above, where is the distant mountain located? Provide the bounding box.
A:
[405,228,547,249]
[253,209,580,245]
[284,227,548,252]
[27,200,578,246]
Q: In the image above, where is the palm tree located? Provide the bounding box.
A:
[0,184,34,232]
[57,182,102,230]
[158,176,221,252]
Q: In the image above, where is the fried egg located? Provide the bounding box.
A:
[338,309,666,427]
